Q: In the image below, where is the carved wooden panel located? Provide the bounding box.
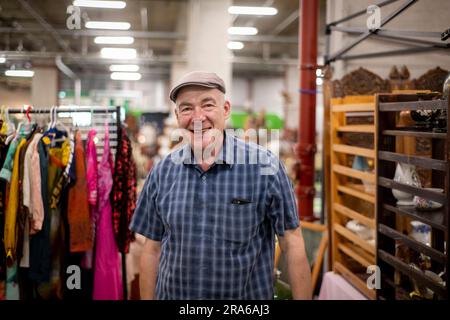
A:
[413,67,449,93]
[332,67,390,98]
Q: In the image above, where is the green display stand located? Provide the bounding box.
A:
[229,111,284,129]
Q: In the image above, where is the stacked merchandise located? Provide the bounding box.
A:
[0,107,137,300]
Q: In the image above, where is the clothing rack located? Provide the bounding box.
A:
[4,105,128,300]
[6,106,121,160]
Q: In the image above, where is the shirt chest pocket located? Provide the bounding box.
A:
[215,199,260,244]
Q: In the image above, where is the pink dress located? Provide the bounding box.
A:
[81,129,98,270]
[92,125,123,300]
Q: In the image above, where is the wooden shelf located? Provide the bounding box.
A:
[338,243,375,267]
[379,99,447,111]
[378,177,446,204]
[378,250,447,299]
[334,261,376,300]
[337,125,374,133]
[378,224,446,264]
[383,204,447,232]
[382,278,412,300]
[333,164,376,183]
[334,203,375,228]
[376,93,449,300]
[382,130,447,139]
[331,96,377,299]
[337,183,375,204]
[333,144,375,158]
[334,224,375,254]
[378,151,447,171]
[332,103,375,113]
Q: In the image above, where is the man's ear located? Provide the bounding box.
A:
[174,106,179,122]
[223,100,231,120]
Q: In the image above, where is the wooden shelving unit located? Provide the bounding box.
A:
[330,96,377,299]
[376,93,449,300]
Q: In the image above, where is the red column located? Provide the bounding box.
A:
[295,0,318,221]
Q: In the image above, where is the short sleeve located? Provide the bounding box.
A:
[129,165,164,241]
[265,155,300,236]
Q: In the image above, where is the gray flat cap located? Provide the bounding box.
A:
[169,71,226,102]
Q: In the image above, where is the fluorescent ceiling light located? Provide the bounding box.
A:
[85,21,130,30]
[111,72,142,81]
[73,1,126,9]
[109,64,140,72]
[101,47,137,59]
[94,36,134,44]
[227,27,258,35]
[228,6,278,15]
[0,57,5,63]
[227,41,244,50]
[5,70,34,77]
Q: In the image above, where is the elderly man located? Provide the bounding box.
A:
[129,71,311,300]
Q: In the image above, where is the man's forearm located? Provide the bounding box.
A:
[139,249,160,299]
[279,228,313,300]
[286,250,312,299]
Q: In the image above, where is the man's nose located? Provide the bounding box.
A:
[192,107,206,120]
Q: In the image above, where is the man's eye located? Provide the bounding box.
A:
[180,107,192,113]
[203,104,215,108]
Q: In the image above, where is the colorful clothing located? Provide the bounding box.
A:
[112,126,137,254]
[0,138,20,183]
[29,134,44,234]
[36,137,70,299]
[0,135,9,300]
[86,129,98,207]
[81,129,98,270]
[93,126,123,300]
[4,138,26,265]
[67,130,93,252]
[29,139,51,283]
[4,138,26,300]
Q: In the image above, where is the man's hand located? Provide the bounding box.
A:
[278,227,312,300]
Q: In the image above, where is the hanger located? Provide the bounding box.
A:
[51,106,58,129]
[25,105,32,124]
[5,107,16,136]
[53,106,70,134]
[47,106,55,130]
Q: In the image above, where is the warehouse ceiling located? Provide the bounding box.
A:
[0,0,327,82]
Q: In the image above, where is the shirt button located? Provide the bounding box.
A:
[202,176,206,181]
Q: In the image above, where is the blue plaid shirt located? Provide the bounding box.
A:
[129,132,299,300]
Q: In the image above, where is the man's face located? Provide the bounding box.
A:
[175,86,231,151]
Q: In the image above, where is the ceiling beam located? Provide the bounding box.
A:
[0,27,297,44]
[0,27,185,40]
[0,50,299,67]
[230,35,297,44]
[16,0,77,60]
[0,50,185,65]
[271,9,299,35]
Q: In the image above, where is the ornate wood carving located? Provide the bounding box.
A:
[332,67,390,97]
[389,65,415,91]
[413,67,449,92]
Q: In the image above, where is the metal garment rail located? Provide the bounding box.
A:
[7,106,121,155]
[5,105,128,300]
